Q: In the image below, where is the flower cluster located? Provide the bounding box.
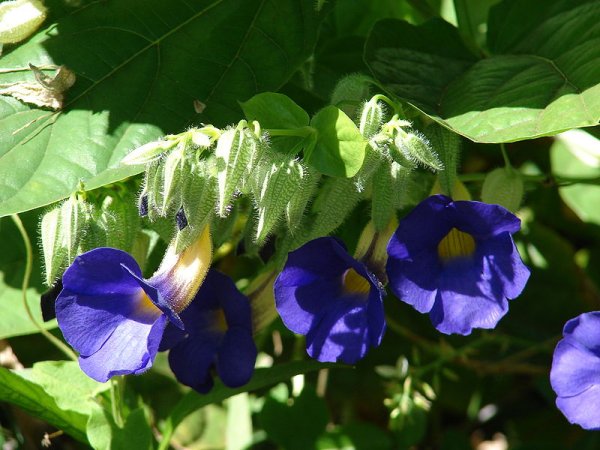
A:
[55,227,256,392]
[274,194,529,363]
[55,193,530,395]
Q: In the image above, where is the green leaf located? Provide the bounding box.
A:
[87,407,153,450]
[0,361,108,443]
[0,211,57,339]
[365,0,600,143]
[241,92,309,129]
[158,360,337,450]
[551,129,600,224]
[0,0,328,217]
[308,106,367,177]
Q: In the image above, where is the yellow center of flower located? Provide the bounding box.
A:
[212,309,228,332]
[437,228,476,262]
[342,268,371,297]
[134,290,162,319]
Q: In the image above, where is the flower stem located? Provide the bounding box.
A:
[500,143,512,168]
[111,376,125,427]
[10,214,77,361]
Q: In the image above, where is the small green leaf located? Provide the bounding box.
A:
[308,106,367,177]
[0,361,108,443]
[87,406,152,450]
[481,167,524,212]
[241,92,309,129]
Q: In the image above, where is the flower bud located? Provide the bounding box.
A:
[215,126,258,217]
[175,162,216,253]
[0,0,46,44]
[254,157,305,244]
[359,97,385,139]
[395,131,443,172]
[121,137,178,166]
[40,194,90,285]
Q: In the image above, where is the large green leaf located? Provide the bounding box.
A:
[365,0,600,143]
[158,360,337,450]
[0,0,328,217]
[0,361,108,443]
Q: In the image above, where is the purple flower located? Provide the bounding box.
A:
[551,312,600,430]
[274,237,385,364]
[56,227,212,382]
[159,270,257,393]
[386,195,529,335]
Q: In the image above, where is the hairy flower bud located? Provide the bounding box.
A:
[215,125,258,217]
[40,194,90,285]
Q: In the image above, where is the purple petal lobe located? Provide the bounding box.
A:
[562,311,600,355]
[429,259,508,335]
[62,248,142,296]
[56,290,148,357]
[477,234,530,299]
[306,301,371,364]
[387,195,452,259]
[556,385,600,430]
[450,200,521,239]
[79,315,167,382]
[551,340,600,398]
[216,327,257,388]
[168,333,220,393]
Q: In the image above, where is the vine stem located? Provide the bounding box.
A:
[10,214,77,361]
[500,143,512,168]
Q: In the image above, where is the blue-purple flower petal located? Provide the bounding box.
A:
[386,195,529,335]
[61,248,142,296]
[555,387,600,430]
[217,326,257,388]
[79,315,167,382]
[551,311,600,430]
[161,270,256,392]
[275,237,385,364]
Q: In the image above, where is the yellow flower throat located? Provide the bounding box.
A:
[437,228,476,262]
[342,268,371,297]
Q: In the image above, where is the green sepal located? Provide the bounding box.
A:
[395,131,443,172]
[83,193,141,253]
[254,157,306,244]
[159,143,186,216]
[310,176,362,239]
[371,162,397,232]
[424,125,461,197]
[40,194,91,286]
[145,160,164,221]
[175,162,217,253]
[359,97,386,139]
[215,126,259,217]
[286,166,320,234]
